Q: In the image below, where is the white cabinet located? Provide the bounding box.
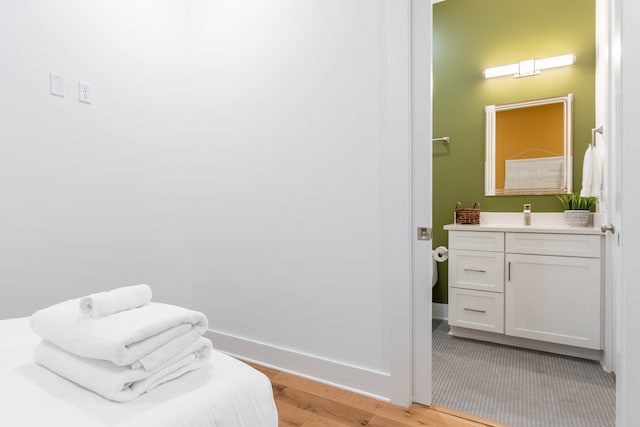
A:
[505,234,602,350]
[450,249,504,293]
[447,228,603,355]
[449,288,504,333]
[448,231,505,333]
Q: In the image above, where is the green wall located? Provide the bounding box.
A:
[432,0,595,304]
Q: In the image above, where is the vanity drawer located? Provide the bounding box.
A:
[449,249,504,292]
[449,231,504,252]
[449,288,504,333]
[506,233,601,258]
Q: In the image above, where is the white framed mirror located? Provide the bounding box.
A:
[485,94,573,196]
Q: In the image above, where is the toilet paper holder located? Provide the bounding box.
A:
[433,246,449,262]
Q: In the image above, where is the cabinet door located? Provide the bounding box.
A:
[505,253,602,349]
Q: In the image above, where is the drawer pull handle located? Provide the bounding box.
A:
[463,307,487,313]
[464,268,487,273]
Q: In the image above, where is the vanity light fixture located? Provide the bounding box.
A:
[483,54,576,79]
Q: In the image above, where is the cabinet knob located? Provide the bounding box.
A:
[600,223,615,234]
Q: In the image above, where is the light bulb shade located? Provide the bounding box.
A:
[535,54,576,70]
[483,63,519,79]
[483,53,575,79]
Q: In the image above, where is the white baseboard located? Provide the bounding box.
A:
[432,303,448,320]
[206,329,391,402]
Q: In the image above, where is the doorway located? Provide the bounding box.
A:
[412,0,621,425]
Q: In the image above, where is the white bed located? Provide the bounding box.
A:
[0,317,278,427]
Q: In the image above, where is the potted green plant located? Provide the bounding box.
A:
[556,193,596,227]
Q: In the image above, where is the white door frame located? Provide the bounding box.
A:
[618,1,640,425]
[410,0,433,405]
[386,0,431,406]
[412,0,631,419]
[595,0,619,375]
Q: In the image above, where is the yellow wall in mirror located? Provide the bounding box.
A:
[495,103,565,189]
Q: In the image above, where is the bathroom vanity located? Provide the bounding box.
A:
[445,212,605,360]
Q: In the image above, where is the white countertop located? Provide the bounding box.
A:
[444,212,605,235]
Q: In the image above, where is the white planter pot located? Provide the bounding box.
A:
[563,210,591,227]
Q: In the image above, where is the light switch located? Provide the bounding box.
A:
[50,72,64,97]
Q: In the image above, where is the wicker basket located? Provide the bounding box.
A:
[455,202,480,225]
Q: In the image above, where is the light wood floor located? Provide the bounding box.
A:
[249,362,509,427]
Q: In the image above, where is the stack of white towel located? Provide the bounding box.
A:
[30,284,212,402]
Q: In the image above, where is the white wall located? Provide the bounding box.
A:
[0,0,414,402]
[185,0,413,400]
[0,0,195,315]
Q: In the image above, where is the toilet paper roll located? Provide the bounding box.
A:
[433,246,449,262]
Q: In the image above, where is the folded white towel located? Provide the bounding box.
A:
[79,284,153,318]
[34,337,213,402]
[31,300,208,370]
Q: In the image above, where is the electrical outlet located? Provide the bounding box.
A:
[78,81,92,104]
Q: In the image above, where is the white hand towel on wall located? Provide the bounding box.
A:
[31,300,208,371]
[79,284,153,318]
[34,336,212,402]
[580,146,602,197]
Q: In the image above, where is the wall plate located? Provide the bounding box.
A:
[78,81,92,104]
[50,72,64,97]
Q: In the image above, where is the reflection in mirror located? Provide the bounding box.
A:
[485,94,573,196]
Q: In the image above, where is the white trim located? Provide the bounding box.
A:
[619,0,640,425]
[410,0,433,406]
[207,329,391,401]
[432,303,448,320]
[381,0,414,406]
[596,0,616,376]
